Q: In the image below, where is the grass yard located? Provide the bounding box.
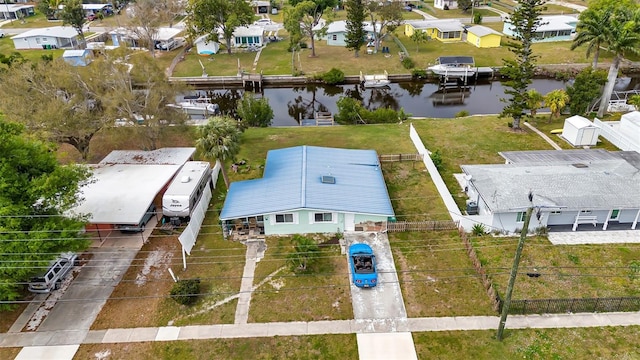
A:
[526,116,621,151]
[471,235,640,299]
[1,13,52,29]
[91,201,246,329]
[412,327,640,359]
[172,48,259,77]
[391,231,496,316]
[75,335,359,360]
[248,235,354,322]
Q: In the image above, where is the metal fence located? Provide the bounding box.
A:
[502,297,640,315]
[379,153,424,162]
[386,220,459,232]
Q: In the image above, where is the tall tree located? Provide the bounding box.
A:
[0,120,90,308]
[525,89,544,117]
[570,8,612,69]
[187,0,254,55]
[544,89,569,120]
[286,0,338,57]
[196,116,243,189]
[236,94,274,127]
[59,0,86,48]
[595,8,640,118]
[127,0,184,57]
[366,1,404,53]
[500,0,546,130]
[344,0,367,57]
[566,67,607,115]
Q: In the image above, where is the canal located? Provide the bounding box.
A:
[192,77,627,127]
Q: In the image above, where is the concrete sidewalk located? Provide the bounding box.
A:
[3,312,639,348]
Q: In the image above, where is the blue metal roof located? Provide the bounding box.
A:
[219,146,394,220]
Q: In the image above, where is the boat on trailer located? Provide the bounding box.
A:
[360,70,391,88]
[428,56,477,78]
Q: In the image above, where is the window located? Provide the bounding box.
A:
[314,213,332,222]
[550,211,561,215]
[516,211,526,222]
[610,209,620,220]
[580,210,592,214]
[332,35,337,41]
[275,213,294,223]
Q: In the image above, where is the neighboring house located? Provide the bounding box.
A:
[109,27,183,50]
[503,15,577,42]
[323,20,380,46]
[0,4,35,20]
[465,25,502,48]
[220,146,395,236]
[250,0,271,14]
[404,19,464,42]
[460,149,640,233]
[194,35,220,55]
[434,0,458,10]
[63,49,93,66]
[12,26,80,50]
[82,3,113,17]
[595,111,640,153]
[232,25,264,47]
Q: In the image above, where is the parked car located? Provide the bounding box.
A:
[253,18,273,26]
[348,243,378,288]
[115,203,156,233]
[28,253,78,293]
[87,13,96,21]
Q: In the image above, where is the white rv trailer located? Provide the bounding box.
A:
[162,161,213,223]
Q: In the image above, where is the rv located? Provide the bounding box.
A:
[162,161,213,224]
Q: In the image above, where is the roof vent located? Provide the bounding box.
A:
[321,175,336,184]
[181,175,191,183]
[572,163,588,168]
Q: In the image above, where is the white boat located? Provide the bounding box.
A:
[360,70,391,88]
[428,56,477,78]
[168,96,220,116]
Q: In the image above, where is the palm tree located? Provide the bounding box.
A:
[410,30,429,53]
[525,89,544,117]
[571,8,611,69]
[544,89,569,120]
[596,13,640,118]
[196,116,242,189]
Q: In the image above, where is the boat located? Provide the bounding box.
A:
[427,56,477,78]
[360,70,391,88]
[168,96,221,116]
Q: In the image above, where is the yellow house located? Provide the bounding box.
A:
[465,25,502,48]
[404,19,464,43]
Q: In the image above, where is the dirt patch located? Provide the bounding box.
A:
[393,250,421,316]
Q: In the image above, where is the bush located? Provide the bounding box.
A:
[455,110,470,118]
[322,68,345,85]
[430,149,443,171]
[401,57,415,69]
[472,223,487,236]
[361,107,401,123]
[411,68,428,79]
[473,12,483,24]
[335,96,363,124]
[170,278,201,305]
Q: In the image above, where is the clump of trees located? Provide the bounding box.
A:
[236,94,275,127]
[335,97,410,124]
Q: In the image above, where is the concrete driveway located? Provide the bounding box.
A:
[345,232,408,331]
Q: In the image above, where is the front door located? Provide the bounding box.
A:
[610,209,620,221]
[345,213,355,231]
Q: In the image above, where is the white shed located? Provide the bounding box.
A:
[562,115,600,147]
[620,111,640,143]
[194,35,220,55]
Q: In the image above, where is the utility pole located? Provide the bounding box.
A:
[496,200,533,341]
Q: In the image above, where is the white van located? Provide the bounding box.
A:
[28,253,78,293]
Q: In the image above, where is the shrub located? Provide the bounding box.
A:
[170,278,201,305]
[361,107,400,123]
[472,223,487,236]
[335,96,363,124]
[322,68,345,85]
[430,149,443,171]
[473,12,483,24]
[411,68,428,79]
[401,57,415,69]
[455,110,470,118]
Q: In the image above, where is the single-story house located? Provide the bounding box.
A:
[194,35,220,55]
[0,4,34,20]
[594,111,640,153]
[323,20,380,46]
[82,3,113,17]
[404,19,464,42]
[232,25,264,47]
[466,25,502,48]
[12,26,81,50]
[63,49,93,66]
[460,149,640,233]
[109,27,183,50]
[70,148,196,235]
[434,0,458,10]
[220,146,395,236]
[503,15,577,42]
[251,0,271,14]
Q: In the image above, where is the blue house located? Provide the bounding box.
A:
[62,49,93,66]
[503,15,577,42]
[220,146,395,236]
[323,20,380,46]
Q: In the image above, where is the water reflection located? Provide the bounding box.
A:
[195,79,569,126]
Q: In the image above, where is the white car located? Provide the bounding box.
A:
[253,18,273,26]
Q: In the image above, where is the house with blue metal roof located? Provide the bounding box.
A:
[220,146,395,236]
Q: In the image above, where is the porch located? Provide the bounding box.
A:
[225,216,265,241]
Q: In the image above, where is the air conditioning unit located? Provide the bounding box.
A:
[466,200,478,215]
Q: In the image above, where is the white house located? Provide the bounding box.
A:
[461,149,640,233]
[232,26,264,47]
[562,115,600,147]
[63,49,93,66]
[12,26,81,50]
[503,15,577,42]
[194,35,220,55]
[0,4,35,20]
[323,20,380,46]
[434,0,458,10]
